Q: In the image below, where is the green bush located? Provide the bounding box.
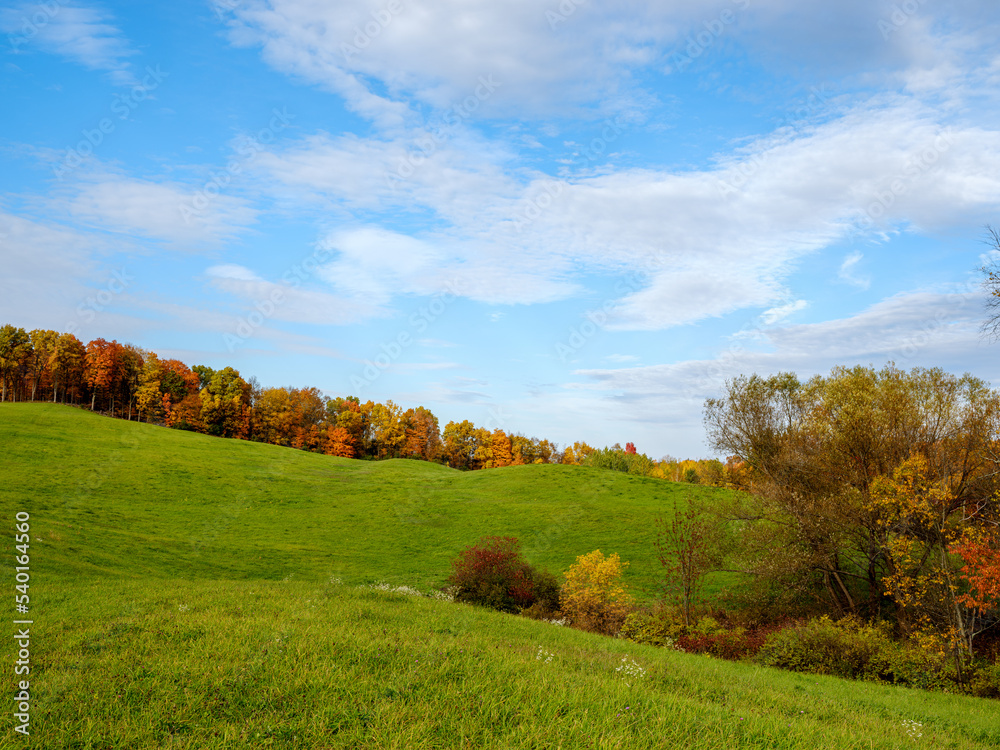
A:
[969,661,1000,698]
[583,448,655,476]
[693,615,725,637]
[619,610,682,648]
[755,616,955,690]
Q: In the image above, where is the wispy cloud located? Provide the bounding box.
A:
[2,3,138,84]
[50,174,257,247]
[839,251,871,290]
[761,300,808,324]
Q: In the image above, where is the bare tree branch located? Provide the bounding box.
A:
[980,224,1000,341]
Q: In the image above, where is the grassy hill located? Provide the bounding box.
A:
[3,403,999,749]
[0,403,725,594]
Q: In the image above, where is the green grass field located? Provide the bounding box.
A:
[3,403,999,749]
[0,403,724,595]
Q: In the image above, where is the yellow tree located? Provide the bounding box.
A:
[27,329,58,401]
[571,441,596,463]
[560,550,634,635]
[370,399,406,459]
[136,352,165,423]
[254,387,293,445]
[50,333,86,404]
[490,429,513,468]
[443,419,480,469]
[199,366,251,438]
[869,454,988,667]
[472,426,493,469]
[0,325,31,401]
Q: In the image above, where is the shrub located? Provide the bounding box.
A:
[583,448,655,476]
[560,550,635,635]
[448,536,549,614]
[619,610,683,648]
[676,626,774,660]
[755,616,956,690]
[969,661,1000,698]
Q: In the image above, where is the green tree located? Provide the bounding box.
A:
[0,325,31,401]
[50,333,86,404]
[705,365,1000,622]
[199,366,251,438]
[443,419,481,469]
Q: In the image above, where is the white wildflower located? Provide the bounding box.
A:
[902,719,924,739]
[615,656,646,682]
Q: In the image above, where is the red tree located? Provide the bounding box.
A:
[952,531,1000,614]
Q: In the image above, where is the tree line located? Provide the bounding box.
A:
[702,364,1000,672]
[0,323,609,469]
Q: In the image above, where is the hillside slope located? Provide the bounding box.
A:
[3,403,1000,748]
[0,403,726,594]
[7,578,999,749]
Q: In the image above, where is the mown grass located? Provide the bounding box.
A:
[0,403,730,596]
[7,578,999,749]
[3,403,1000,748]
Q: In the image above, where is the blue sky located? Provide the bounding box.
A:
[2,0,999,459]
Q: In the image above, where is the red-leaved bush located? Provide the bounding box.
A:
[449,536,553,613]
[675,626,778,660]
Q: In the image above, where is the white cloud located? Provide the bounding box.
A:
[0,210,102,327]
[1,3,137,84]
[224,0,1000,127]
[761,299,808,325]
[54,176,257,246]
[251,94,1000,328]
[838,251,870,290]
[206,263,388,325]
[567,286,993,455]
[224,0,683,122]
[206,264,262,282]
